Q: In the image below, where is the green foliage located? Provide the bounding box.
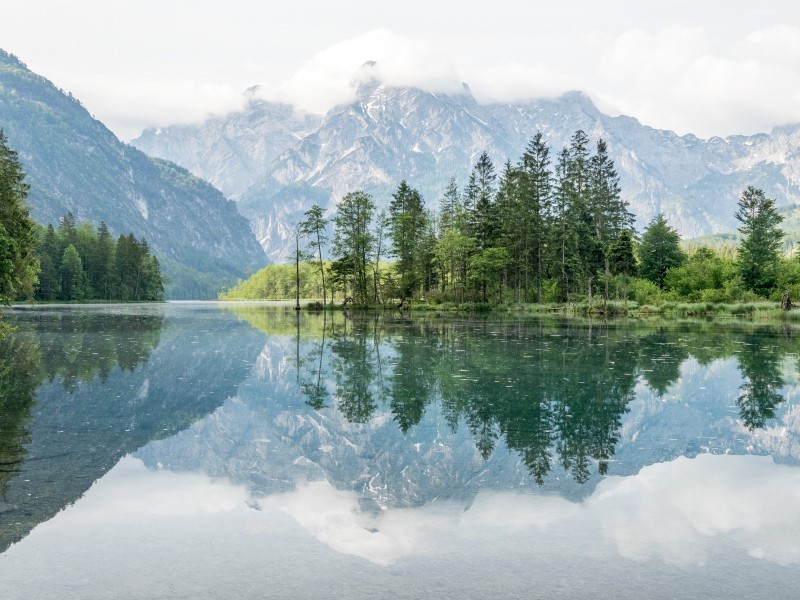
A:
[630,278,665,305]
[31,216,164,302]
[0,130,39,305]
[735,186,784,295]
[220,261,326,300]
[638,214,686,288]
[299,204,329,305]
[332,191,375,304]
[388,181,428,299]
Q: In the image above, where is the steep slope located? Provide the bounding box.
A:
[133,69,800,262]
[0,50,266,298]
[134,89,322,199]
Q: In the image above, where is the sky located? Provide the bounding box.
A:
[2,0,799,141]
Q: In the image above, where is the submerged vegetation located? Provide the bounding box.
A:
[223,131,793,315]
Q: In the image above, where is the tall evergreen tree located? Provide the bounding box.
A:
[0,130,39,304]
[735,186,784,295]
[388,181,427,300]
[638,214,685,288]
[550,147,580,301]
[588,138,634,303]
[466,152,498,251]
[518,133,553,302]
[438,178,461,232]
[94,222,114,300]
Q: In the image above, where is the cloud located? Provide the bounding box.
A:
[258,480,460,566]
[463,61,578,105]
[259,29,464,113]
[591,454,800,566]
[595,25,800,136]
[68,74,248,141]
[53,456,250,523]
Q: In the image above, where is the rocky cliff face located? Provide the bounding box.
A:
[133,75,800,262]
[0,50,266,298]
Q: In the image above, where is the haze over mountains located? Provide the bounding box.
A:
[134,64,800,262]
[0,50,266,298]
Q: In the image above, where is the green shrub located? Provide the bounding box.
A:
[631,278,664,305]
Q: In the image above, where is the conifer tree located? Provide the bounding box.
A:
[388,181,427,300]
[735,186,784,295]
[588,138,634,303]
[0,130,39,304]
[638,214,685,288]
[518,133,553,302]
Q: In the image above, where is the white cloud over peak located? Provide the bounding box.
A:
[261,29,464,113]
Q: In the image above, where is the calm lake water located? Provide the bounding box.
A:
[1,303,800,599]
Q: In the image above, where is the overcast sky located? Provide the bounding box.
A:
[2,0,799,141]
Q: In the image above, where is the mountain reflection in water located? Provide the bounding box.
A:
[230,307,798,485]
[2,305,800,599]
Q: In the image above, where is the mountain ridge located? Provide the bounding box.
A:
[133,79,800,262]
[0,50,267,298]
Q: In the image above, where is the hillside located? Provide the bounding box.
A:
[0,50,266,298]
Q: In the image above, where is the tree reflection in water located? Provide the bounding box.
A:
[226,306,800,485]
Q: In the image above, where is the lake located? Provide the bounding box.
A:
[1,303,799,599]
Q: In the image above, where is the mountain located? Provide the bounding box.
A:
[133,68,800,262]
[0,50,266,298]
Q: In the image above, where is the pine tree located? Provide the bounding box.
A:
[518,133,553,302]
[638,214,685,288]
[0,130,39,304]
[588,138,634,304]
[735,186,784,295]
[550,147,580,301]
[94,222,114,300]
[466,152,498,251]
[388,181,427,300]
[438,178,461,232]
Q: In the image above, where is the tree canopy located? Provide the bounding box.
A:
[0,130,39,304]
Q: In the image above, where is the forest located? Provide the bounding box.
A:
[1,130,164,308]
[32,214,164,302]
[223,130,794,310]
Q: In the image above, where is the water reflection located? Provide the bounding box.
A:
[227,308,800,489]
[0,305,264,552]
[1,452,798,600]
[3,306,800,598]
[0,333,40,504]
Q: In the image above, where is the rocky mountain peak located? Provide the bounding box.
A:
[132,81,800,261]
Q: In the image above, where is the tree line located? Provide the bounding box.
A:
[1,130,164,308]
[34,214,164,302]
[226,129,791,308]
[314,130,638,307]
